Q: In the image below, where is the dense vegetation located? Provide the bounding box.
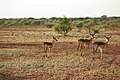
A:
[0,15,120,35]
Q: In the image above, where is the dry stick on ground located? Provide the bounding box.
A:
[93,35,112,58]
[43,36,58,53]
[77,33,95,51]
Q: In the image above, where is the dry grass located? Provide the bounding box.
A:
[0,27,120,80]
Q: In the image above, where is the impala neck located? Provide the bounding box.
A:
[90,35,94,41]
[104,35,111,43]
[52,39,56,44]
[105,38,109,43]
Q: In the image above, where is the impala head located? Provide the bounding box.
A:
[104,35,112,42]
[53,36,58,41]
[90,33,95,39]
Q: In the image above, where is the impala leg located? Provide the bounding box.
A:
[87,43,89,48]
[83,43,86,50]
[45,45,48,52]
[93,44,96,54]
[93,45,95,54]
[49,48,51,53]
[95,45,99,52]
[99,47,103,58]
[80,44,83,51]
[84,45,86,51]
[77,43,80,51]
[82,44,85,51]
[44,44,45,51]
[44,45,46,52]
[93,44,98,54]
[88,43,92,48]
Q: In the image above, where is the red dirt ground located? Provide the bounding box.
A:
[0,42,120,60]
[0,42,120,80]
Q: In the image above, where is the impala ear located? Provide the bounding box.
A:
[104,35,112,39]
[53,36,56,38]
[90,33,95,38]
[53,36,58,41]
[108,35,112,38]
[90,32,95,35]
[104,35,106,38]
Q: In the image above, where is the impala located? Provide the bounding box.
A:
[43,36,58,52]
[93,35,112,58]
[77,33,95,51]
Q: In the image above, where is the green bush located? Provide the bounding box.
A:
[54,17,72,36]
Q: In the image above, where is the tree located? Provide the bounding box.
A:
[92,28,100,34]
[44,22,55,28]
[54,17,72,36]
[84,19,97,33]
[75,21,84,32]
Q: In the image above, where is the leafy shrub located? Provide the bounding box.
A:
[54,17,72,36]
